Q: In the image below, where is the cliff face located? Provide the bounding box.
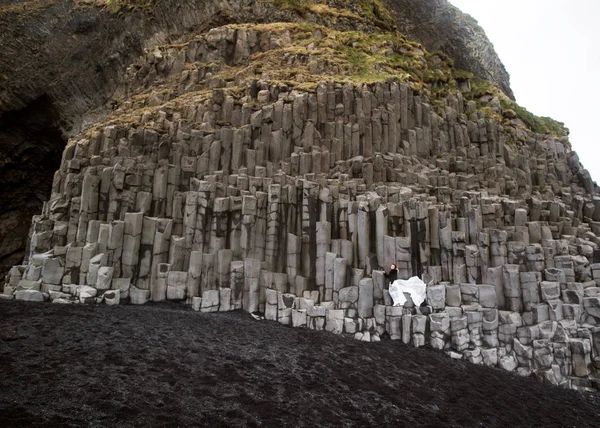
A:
[0,0,516,280]
[2,0,600,392]
[384,0,514,100]
[0,0,513,119]
[0,0,279,280]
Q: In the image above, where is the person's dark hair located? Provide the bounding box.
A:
[390,263,397,270]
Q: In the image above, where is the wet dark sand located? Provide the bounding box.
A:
[0,300,598,427]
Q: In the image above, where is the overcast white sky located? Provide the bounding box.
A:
[450,0,600,183]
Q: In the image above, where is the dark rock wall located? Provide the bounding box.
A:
[0,95,65,281]
[385,0,515,100]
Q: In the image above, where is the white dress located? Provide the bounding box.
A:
[389,276,427,307]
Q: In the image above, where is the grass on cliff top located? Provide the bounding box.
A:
[79,88,217,140]
[264,0,396,30]
[216,22,447,92]
[466,78,568,138]
[262,0,361,20]
[75,0,158,14]
[238,23,568,140]
[77,0,396,25]
[511,105,568,138]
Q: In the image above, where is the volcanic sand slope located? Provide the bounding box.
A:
[0,300,599,427]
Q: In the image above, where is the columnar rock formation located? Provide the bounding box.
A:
[2,7,600,392]
[0,0,516,279]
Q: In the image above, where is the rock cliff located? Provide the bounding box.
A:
[384,0,515,99]
[0,0,514,280]
[2,0,600,392]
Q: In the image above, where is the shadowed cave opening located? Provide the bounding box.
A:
[0,94,66,282]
